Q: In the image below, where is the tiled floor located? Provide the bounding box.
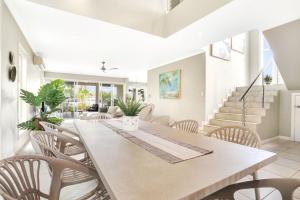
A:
[234,138,300,200]
[19,129,300,200]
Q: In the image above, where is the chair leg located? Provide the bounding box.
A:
[252,171,260,200]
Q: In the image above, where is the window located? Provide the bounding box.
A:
[18,45,28,135]
[262,36,284,85]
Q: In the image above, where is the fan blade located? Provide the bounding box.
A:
[108,67,118,70]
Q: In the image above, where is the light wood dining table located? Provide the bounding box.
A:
[74,119,276,200]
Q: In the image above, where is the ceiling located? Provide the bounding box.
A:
[5,0,300,82]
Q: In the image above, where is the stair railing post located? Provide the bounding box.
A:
[262,70,265,109]
[262,84,265,108]
[242,98,246,127]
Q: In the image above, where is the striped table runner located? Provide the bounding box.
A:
[100,120,212,164]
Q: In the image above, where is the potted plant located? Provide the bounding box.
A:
[17,79,66,131]
[264,75,273,85]
[117,98,144,131]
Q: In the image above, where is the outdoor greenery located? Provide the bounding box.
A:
[117,98,144,116]
[77,87,94,111]
[101,91,112,107]
[17,79,66,130]
[264,75,273,85]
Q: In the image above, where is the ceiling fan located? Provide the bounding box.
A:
[100,61,118,73]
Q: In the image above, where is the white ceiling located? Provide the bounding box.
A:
[5,0,300,82]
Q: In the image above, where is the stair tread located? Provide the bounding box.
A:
[211,118,258,124]
[216,112,258,117]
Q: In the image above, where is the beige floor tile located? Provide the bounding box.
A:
[238,188,274,200]
[294,188,300,199]
[262,163,297,178]
[262,190,282,200]
[278,152,300,163]
[234,192,252,200]
[284,147,300,156]
[256,169,282,179]
[274,157,300,170]
[291,171,300,179]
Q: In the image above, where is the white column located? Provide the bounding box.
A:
[249,30,263,84]
[0,0,3,159]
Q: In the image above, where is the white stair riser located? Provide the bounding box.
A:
[215,113,261,123]
[209,119,257,130]
[228,96,274,103]
[224,102,270,109]
[219,107,266,115]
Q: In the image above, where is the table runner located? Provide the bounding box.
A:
[100,120,212,164]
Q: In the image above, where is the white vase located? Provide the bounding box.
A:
[122,116,139,131]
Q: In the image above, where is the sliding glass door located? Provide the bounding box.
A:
[62,81,76,118]
[76,82,97,112]
[100,83,113,108]
[60,81,125,118]
[113,84,124,105]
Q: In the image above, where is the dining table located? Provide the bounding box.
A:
[74,119,276,200]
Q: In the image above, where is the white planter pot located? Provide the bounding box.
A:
[122,116,139,131]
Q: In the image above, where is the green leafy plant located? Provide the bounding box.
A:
[264,75,273,85]
[117,98,144,116]
[18,79,66,130]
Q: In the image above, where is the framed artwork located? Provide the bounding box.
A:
[231,34,246,53]
[159,70,181,99]
[211,39,231,61]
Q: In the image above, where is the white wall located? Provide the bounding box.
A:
[249,30,263,83]
[148,54,206,124]
[44,71,128,84]
[205,34,250,120]
[1,2,43,158]
[29,0,166,36]
[264,19,300,90]
[147,34,251,124]
[165,0,233,36]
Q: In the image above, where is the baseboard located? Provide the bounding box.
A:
[261,135,292,144]
[278,135,292,141]
[261,136,279,144]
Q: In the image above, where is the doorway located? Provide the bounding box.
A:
[293,94,300,142]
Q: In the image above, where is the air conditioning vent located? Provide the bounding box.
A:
[33,55,45,71]
[169,0,184,11]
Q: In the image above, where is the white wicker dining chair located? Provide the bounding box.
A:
[202,178,300,200]
[172,120,199,133]
[40,121,80,138]
[207,126,261,199]
[30,131,110,199]
[206,126,261,148]
[39,122,86,156]
[0,155,109,200]
[31,131,94,168]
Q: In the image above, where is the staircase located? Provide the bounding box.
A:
[203,85,281,135]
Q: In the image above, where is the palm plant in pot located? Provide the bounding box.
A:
[117,98,144,131]
[17,79,66,131]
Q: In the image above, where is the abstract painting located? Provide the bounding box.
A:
[211,39,231,61]
[159,70,181,99]
[231,33,246,53]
